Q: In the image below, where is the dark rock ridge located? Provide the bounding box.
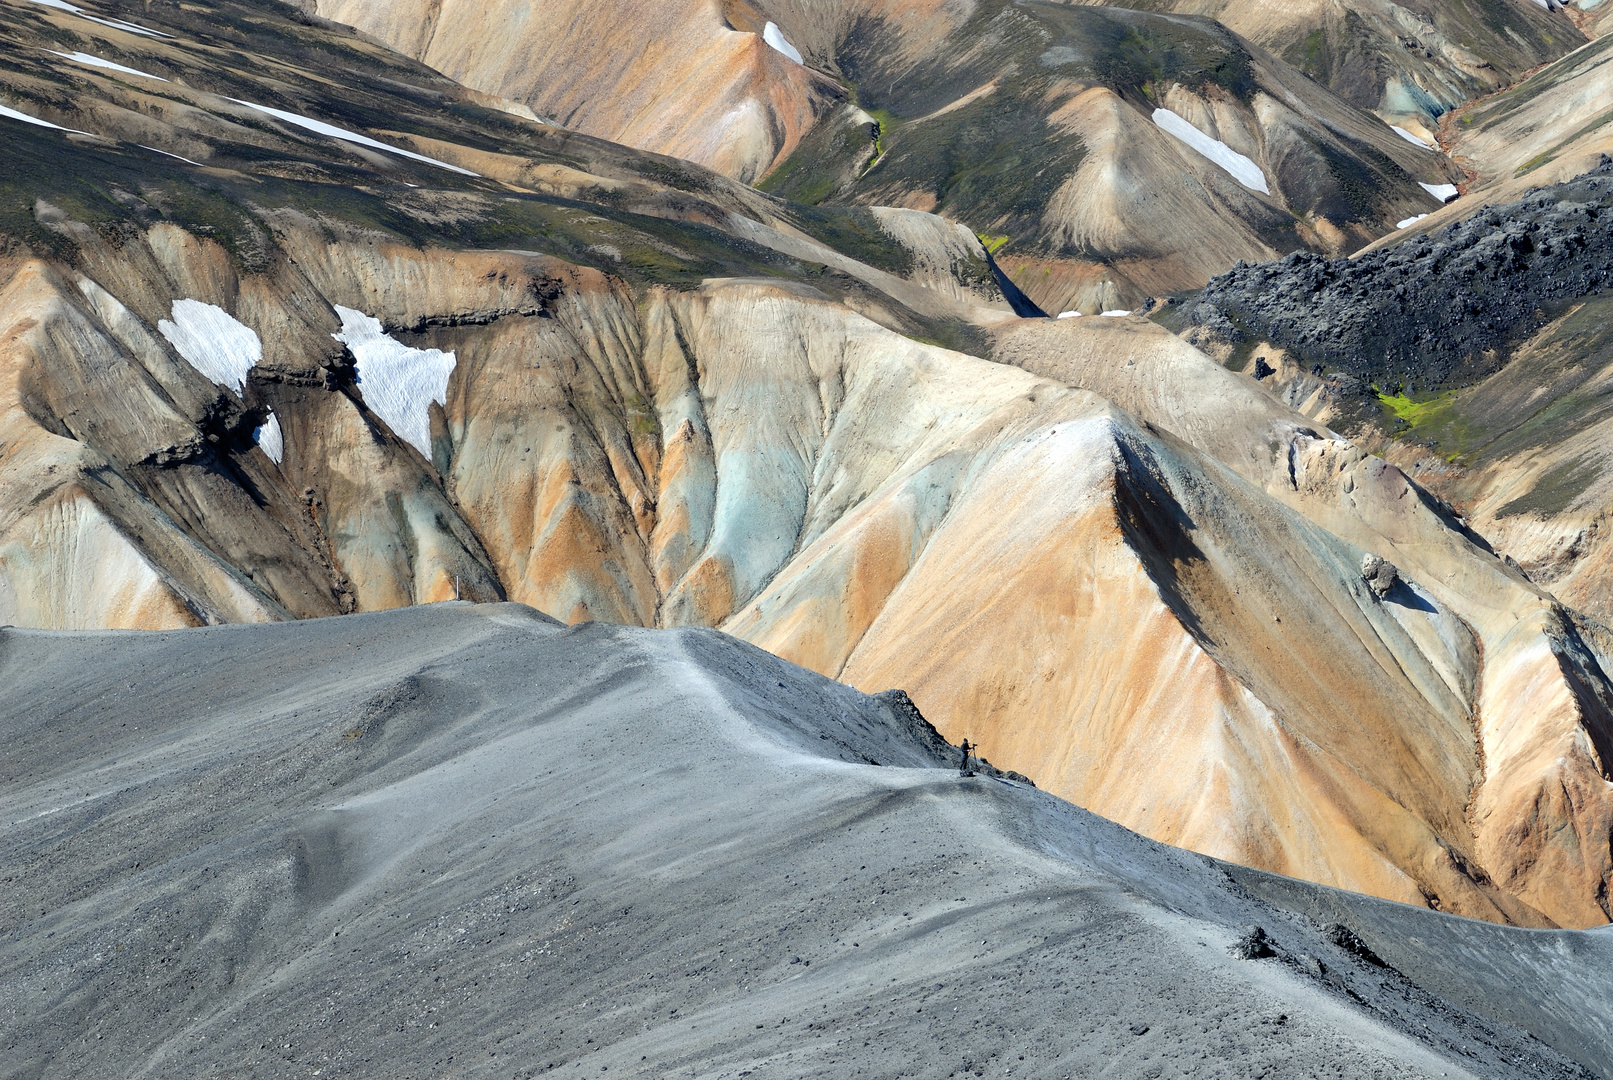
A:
[1186,158,1613,393]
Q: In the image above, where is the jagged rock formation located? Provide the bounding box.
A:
[1182,162,1613,393]
[1362,553,1400,597]
[5,604,1609,1077]
[6,0,1613,932]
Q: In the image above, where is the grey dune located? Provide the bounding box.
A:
[2,603,1610,1079]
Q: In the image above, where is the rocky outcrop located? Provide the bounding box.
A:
[1185,161,1613,393]
[1361,554,1400,597]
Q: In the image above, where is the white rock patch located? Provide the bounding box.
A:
[254,411,284,465]
[158,299,261,395]
[1420,182,1459,203]
[762,22,803,64]
[227,99,480,177]
[52,50,167,81]
[1397,214,1429,229]
[1152,109,1269,194]
[333,306,455,457]
[1390,125,1432,148]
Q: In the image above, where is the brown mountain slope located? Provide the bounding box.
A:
[311,0,1466,314]
[313,0,840,184]
[1069,0,1581,140]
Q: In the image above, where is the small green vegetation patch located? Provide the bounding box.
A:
[1376,388,1458,428]
[759,110,880,205]
[1497,455,1601,518]
[782,204,914,277]
[862,91,1087,247]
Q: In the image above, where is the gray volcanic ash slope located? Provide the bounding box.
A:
[1183,159,1613,394]
[2,604,1611,1078]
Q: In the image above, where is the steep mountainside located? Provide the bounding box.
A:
[1179,164,1613,633]
[6,0,1613,931]
[3,604,1611,1078]
[314,0,1465,315]
[1447,30,1613,191]
[761,1,1464,313]
[1072,0,1580,139]
[313,0,841,185]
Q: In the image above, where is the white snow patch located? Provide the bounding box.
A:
[52,50,166,81]
[254,411,284,464]
[1100,309,1132,317]
[1420,182,1459,203]
[332,306,455,457]
[762,22,804,64]
[139,144,203,166]
[1397,213,1429,229]
[226,99,480,177]
[25,0,171,38]
[0,102,85,133]
[1390,125,1432,148]
[1057,310,1082,319]
[158,299,261,395]
[1152,108,1269,194]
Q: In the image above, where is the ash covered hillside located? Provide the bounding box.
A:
[1184,160,1613,393]
[2,604,1611,1079]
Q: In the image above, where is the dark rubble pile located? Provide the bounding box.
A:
[1185,159,1613,392]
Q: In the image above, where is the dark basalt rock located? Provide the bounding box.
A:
[1187,158,1613,393]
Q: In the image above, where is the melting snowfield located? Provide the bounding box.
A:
[226,99,480,176]
[1,604,1610,1078]
[1390,125,1433,149]
[1152,108,1270,194]
[51,50,167,81]
[762,21,803,64]
[254,411,284,465]
[157,299,261,394]
[333,305,456,457]
[24,0,170,38]
[1420,182,1459,202]
[0,101,84,133]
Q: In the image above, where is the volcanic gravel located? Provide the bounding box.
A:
[1186,158,1613,392]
